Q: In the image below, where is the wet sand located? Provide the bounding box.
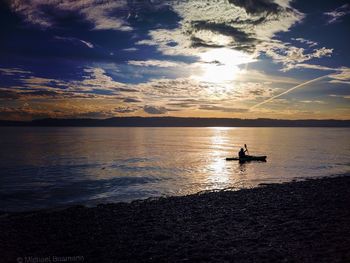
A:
[1,175,350,263]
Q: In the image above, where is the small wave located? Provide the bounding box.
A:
[0,176,162,212]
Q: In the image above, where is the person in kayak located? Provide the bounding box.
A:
[239,147,247,158]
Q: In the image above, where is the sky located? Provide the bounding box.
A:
[0,0,349,120]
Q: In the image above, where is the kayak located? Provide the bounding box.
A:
[226,155,267,162]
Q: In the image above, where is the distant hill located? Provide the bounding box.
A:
[0,117,349,127]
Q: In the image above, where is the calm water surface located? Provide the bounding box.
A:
[0,127,349,211]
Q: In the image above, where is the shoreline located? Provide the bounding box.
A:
[1,173,345,214]
[1,175,350,262]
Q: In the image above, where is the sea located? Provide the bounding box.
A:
[0,127,349,211]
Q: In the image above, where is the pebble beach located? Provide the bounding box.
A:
[1,175,350,263]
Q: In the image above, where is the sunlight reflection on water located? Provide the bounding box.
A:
[0,127,349,211]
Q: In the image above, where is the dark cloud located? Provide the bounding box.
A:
[116,88,139,93]
[0,89,61,100]
[73,111,115,119]
[0,90,20,99]
[8,0,131,31]
[247,87,274,96]
[20,90,60,97]
[230,16,267,26]
[114,106,138,113]
[123,98,142,103]
[0,106,51,120]
[228,0,281,14]
[166,98,216,108]
[143,105,167,114]
[190,37,225,48]
[192,21,255,43]
[189,21,259,52]
[199,105,249,113]
[167,102,195,108]
[0,89,114,100]
[126,0,180,30]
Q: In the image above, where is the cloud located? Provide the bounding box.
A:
[286,65,350,85]
[228,0,281,14]
[329,80,350,85]
[300,100,326,104]
[289,63,336,71]
[80,40,94,48]
[54,36,94,48]
[114,106,139,113]
[137,0,303,56]
[230,81,278,101]
[257,41,333,71]
[291,38,318,47]
[122,47,138,52]
[188,21,257,51]
[79,67,132,92]
[199,105,248,113]
[19,90,61,97]
[0,68,32,76]
[0,87,110,101]
[123,98,142,103]
[328,67,350,80]
[74,111,116,119]
[236,69,299,84]
[166,98,214,109]
[250,74,331,109]
[166,102,196,109]
[127,60,186,68]
[9,0,132,31]
[0,106,50,120]
[132,0,333,74]
[2,60,347,119]
[328,67,350,85]
[143,105,168,114]
[329,94,350,99]
[0,66,143,102]
[313,47,333,58]
[0,89,20,99]
[324,4,350,24]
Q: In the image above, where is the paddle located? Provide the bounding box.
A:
[244,144,250,155]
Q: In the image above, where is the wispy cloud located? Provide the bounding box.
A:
[128,60,186,68]
[9,0,132,31]
[0,89,21,99]
[291,38,318,47]
[290,63,335,71]
[122,47,138,52]
[54,36,94,48]
[198,105,248,113]
[324,4,350,24]
[329,94,350,99]
[328,67,350,85]
[250,67,350,109]
[0,68,32,75]
[251,74,331,109]
[300,100,326,104]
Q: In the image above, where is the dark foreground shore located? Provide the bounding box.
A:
[1,176,350,263]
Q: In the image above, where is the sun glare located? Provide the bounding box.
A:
[192,48,256,83]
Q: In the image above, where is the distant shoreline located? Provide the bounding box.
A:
[1,175,349,262]
[1,117,350,127]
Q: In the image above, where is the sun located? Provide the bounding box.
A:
[192,48,256,83]
[197,62,240,83]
